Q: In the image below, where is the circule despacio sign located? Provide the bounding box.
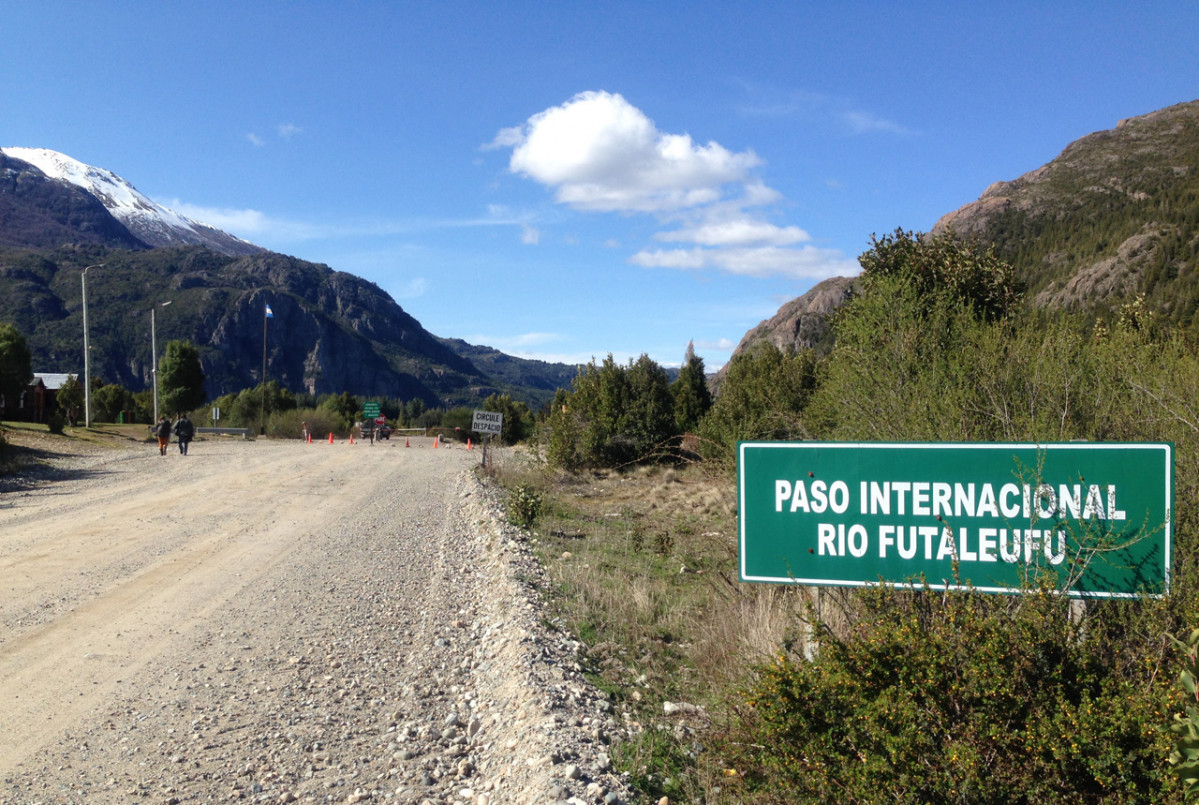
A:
[737,441,1173,599]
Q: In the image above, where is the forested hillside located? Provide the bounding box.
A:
[934,99,1199,328]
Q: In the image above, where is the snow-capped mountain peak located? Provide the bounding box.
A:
[0,147,264,256]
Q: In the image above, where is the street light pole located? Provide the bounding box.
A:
[81,263,104,428]
[151,300,172,422]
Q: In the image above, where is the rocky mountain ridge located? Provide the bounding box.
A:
[729,98,1199,361]
[1,147,265,256]
[0,150,576,407]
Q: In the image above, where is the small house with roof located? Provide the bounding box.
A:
[0,373,73,423]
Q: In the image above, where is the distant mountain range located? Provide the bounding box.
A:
[8,99,1198,409]
[0,147,575,408]
[730,99,1199,361]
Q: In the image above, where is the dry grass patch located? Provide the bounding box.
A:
[491,457,817,801]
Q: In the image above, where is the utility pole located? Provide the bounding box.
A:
[261,303,272,435]
[151,300,172,422]
[81,264,104,428]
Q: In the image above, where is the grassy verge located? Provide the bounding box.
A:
[487,451,809,803]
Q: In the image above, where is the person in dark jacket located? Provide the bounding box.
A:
[173,414,195,456]
[154,416,172,456]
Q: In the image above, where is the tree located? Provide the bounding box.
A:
[92,383,136,423]
[544,353,678,468]
[698,342,817,455]
[403,397,426,427]
[231,382,296,428]
[620,354,675,460]
[158,340,206,416]
[672,341,712,433]
[482,393,534,445]
[859,228,1024,321]
[318,391,358,428]
[57,374,84,426]
[0,323,32,424]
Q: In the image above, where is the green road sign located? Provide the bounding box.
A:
[363,401,380,418]
[738,442,1173,599]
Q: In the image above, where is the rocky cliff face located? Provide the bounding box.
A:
[929,99,1199,314]
[931,101,1199,240]
[714,275,856,388]
[189,252,485,402]
[722,99,1199,377]
[0,245,496,405]
[0,149,574,406]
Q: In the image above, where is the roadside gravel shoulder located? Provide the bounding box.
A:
[455,470,633,805]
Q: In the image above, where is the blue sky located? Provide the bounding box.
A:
[4,2,1198,369]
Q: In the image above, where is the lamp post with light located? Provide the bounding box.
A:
[81,263,104,428]
[151,300,172,422]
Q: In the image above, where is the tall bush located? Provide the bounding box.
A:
[698,342,817,456]
[544,354,677,468]
[738,586,1179,803]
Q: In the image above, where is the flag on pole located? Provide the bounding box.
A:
[265,304,274,318]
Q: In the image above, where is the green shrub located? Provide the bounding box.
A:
[268,407,344,439]
[506,483,544,530]
[736,585,1180,803]
[1169,628,1199,798]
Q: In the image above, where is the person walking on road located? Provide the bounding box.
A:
[174,413,195,456]
[154,416,172,456]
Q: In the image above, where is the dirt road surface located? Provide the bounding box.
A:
[0,434,628,805]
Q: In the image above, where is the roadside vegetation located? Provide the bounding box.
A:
[488,230,1199,803]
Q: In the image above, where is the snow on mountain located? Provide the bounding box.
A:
[0,147,265,256]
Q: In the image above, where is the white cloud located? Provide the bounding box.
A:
[393,277,429,299]
[499,90,761,213]
[167,200,269,233]
[736,85,915,137]
[694,337,738,352]
[163,196,552,246]
[494,91,863,281]
[841,110,911,136]
[246,133,265,147]
[656,220,810,247]
[630,245,860,280]
[485,126,524,149]
[277,123,302,139]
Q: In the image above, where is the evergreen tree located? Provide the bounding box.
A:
[0,322,32,423]
[544,353,678,468]
[671,340,712,433]
[698,342,817,454]
[56,374,84,426]
[481,393,534,445]
[158,340,206,416]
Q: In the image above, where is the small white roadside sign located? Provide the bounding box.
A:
[471,410,504,435]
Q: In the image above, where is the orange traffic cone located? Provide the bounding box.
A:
[328,432,334,444]
[433,436,439,448]
[307,433,312,444]
[349,433,355,445]
[405,437,410,447]
[467,438,472,450]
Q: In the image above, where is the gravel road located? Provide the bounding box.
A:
[0,434,630,805]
